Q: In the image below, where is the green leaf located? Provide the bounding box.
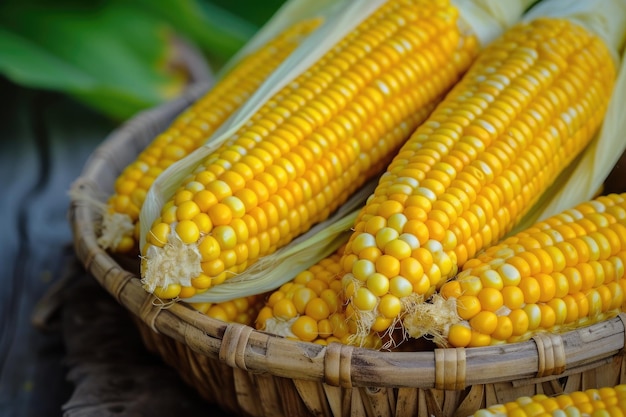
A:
[0,0,287,119]
[132,0,260,66]
[201,0,288,27]
[0,1,190,119]
[0,27,96,90]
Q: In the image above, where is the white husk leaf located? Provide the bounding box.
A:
[510,0,626,233]
[451,0,537,46]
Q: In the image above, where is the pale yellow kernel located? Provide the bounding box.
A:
[384,239,412,260]
[478,269,503,290]
[293,287,316,314]
[389,276,413,298]
[354,287,378,311]
[185,180,204,193]
[161,205,178,224]
[376,227,399,249]
[366,273,390,297]
[174,190,194,206]
[222,196,246,218]
[387,213,408,232]
[523,303,542,330]
[352,233,376,253]
[581,235,601,262]
[398,233,420,250]
[352,259,376,282]
[499,263,522,286]
[213,225,237,249]
[206,179,232,201]
[437,252,455,277]
[459,275,483,296]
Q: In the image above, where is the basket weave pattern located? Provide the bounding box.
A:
[70,86,626,417]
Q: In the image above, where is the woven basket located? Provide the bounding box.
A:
[69,85,626,417]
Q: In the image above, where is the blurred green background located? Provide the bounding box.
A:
[0,0,287,120]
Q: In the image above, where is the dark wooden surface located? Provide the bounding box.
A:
[0,78,238,417]
[0,79,108,417]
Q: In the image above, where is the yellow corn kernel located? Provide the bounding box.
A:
[98,17,322,253]
[344,17,617,341]
[142,0,480,298]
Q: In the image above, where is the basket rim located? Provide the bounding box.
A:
[68,85,626,391]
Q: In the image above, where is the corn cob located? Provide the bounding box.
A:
[406,193,626,347]
[472,384,626,417]
[141,0,481,300]
[339,15,617,342]
[98,18,321,253]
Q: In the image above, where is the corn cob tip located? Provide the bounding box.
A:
[141,230,203,294]
[68,184,137,252]
[402,293,461,347]
[98,211,135,252]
